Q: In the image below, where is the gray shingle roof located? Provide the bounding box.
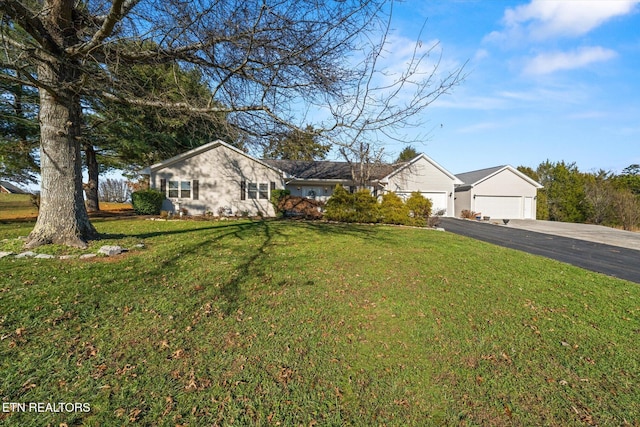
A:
[454,165,507,192]
[455,165,507,185]
[0,180,29,194]
[261,159,404,181]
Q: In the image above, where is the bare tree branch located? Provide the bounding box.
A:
[67,0,139,56]
[0,0,59,52]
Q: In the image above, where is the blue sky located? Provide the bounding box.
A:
[378,0,640,175]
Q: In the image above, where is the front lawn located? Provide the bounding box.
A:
[0,219,638,425]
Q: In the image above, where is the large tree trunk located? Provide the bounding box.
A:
[25,61,97,248]
[25,0,97,248]
[84,144,100,212]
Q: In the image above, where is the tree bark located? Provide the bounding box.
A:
[25,60,97,248]
[84,144,100,212]
[24,0,97,248]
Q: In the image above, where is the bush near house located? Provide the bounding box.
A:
[324,185,430,226]
[270,189,291,216]
[278,196,323,219]
[324,185,380,223]
[379,192,410,225]
[131,189,164,215]
[406,191,432,219]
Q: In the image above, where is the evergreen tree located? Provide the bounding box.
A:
[263,125,329,160]
[395,146,419,163]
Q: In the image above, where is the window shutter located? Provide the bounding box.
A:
[192,180,199,200]
[270,182,276,191]
[160,179,166,194]
[240,181,246,200]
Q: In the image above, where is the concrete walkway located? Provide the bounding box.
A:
[505,220,640,251]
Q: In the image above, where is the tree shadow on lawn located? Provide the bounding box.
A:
[99,219,392,314]
[95,219,257,241]
[109,220,283,315]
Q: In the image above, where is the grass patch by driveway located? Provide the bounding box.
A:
[0,219,638,426]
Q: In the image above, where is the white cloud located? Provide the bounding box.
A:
[524,46,617,74]
[489,0,638,42]
[473,49,490,62]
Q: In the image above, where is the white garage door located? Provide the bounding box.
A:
[475,196,522,219]
[422,192,448,215]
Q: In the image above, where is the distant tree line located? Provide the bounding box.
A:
[98,179,131,204]
[518,161,640,230]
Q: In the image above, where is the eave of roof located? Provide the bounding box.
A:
[144,140,285,176]
[381,154,463,184]
[455,165,543,189]
[261,159,401,181]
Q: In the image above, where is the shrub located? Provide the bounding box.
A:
[352,190,380,223]
[278,196,323,219]
[406,192,432,219]
[324,185,354,222]
[379,192,410,225]
[428,216,441,228]
[460,209,478,219]
[324,185,379,223]
[131,189,164,215]
[270,188,291,215]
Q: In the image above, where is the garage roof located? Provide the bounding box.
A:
[455,165,543,192]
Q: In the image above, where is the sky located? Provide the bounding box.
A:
[376,0,640,175]
[67,0,640,190]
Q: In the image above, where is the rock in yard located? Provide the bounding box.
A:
[15,251,37,258]
[58,255,78,260]
[79,253,97,259]
[98,245,124,256]
[0,251,15,259]
[34,254,55,259]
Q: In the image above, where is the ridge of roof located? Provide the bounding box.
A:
[455,165,543,189]
[145,140,285,175]
[455,165,507,185]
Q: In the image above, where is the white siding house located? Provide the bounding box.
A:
[142,141,539,220]
[142,140,286,217]
[454,165,543,220]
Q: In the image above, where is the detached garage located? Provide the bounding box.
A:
[454,165,542,220]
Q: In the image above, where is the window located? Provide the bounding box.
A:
[248,183,258,199]
[241,181,271,200]
[180,181,191,198]
[168,181,179,198]
[165,180,197,199]
[259,183,268,199]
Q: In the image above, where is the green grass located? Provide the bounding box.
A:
[0,218,638,426]
[0,194,38,220]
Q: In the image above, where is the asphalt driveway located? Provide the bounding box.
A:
[439,218,640,284]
